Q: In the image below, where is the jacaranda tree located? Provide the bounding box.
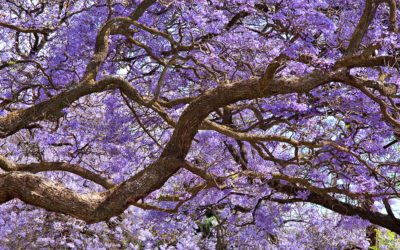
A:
[1,0,400,248]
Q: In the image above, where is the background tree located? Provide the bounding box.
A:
[1,0,400,248]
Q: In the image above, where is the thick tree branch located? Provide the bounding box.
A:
[17,162,116,190]
[0,156,186,223]
[0,69,342,222]
[346,0,378,54]
[0,78,114,138]
[334,55,400,69]
[269,180,400,234]
[158,96,195,108]
[82,0,156,81]
[0,69,339,138]
[0,155,115,189]
[0,21,55,34]
[383,0,397,32]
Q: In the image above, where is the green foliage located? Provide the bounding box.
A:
[370,228,400,250]
[196,210,218,238]
[7,60,16,72]
[7,60,16,65]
